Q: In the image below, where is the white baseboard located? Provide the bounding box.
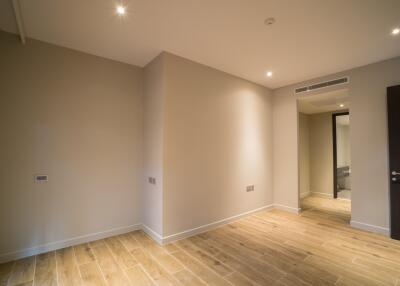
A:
[273,204,301,214]
[0,223,141,263]
[350,220,389,236]
[161,204,275,244]
[141,224,163,244]
[336,197,351,202]
[0,203,311,263]
[300,192,311,199]
[310,192,333,198]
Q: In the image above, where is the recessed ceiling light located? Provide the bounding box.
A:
[116,5,125,15]
[339,104,344,108]
[266,71,273,77]
[392,28,400,35]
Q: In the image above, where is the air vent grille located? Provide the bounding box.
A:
[295,77,348,94]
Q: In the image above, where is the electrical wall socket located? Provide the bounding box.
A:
[148,177,156,185]
[246,185,255,192]
[34,174,48,182]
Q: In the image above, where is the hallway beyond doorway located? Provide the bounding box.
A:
[301,194,351,224]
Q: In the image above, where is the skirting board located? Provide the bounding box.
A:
[350,220,389,236]
[300,192,311,199]
[310,192,333,198]
[141,224,163,244]
[0,223,141,263]
[273,204,301,214]
[160,204,275,244]
[0,203,309,262]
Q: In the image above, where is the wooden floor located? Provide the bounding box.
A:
[1,196,400,286]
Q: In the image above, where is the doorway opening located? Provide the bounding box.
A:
[297,89,351,220]
[332,112,351,200]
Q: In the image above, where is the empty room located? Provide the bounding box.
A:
[1,0,400,285]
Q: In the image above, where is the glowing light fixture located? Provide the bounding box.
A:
[339,104,344,108]
[266,71,273,77]
[116,5,125,15]
[392,28,400,35]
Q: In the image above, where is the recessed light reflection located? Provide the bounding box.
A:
[116,5,125,15]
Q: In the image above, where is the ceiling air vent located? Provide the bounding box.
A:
[294,77,349,94]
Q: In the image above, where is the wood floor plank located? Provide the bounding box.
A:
[125,265,154,286]
[79,262,107,286]
[162,243,180,254]
[305,255,393,286]
[89,239,105,248]
[104,236,137,269]
[56,247,82,286]
[171,251,231,286]
[173,269,206,286]
[12,281,33,286]
[189,236,281,285]
[74,243,95,265]
[7,257,35,286]
[175,239,233,276]
[204,234,285,282]
[117,233,140,251]
[0,261,14,286]
[91,245,131,286]
[34,252,57,286]
[224,272,255,286]
[131,248,178,286]
[134,232,183,274]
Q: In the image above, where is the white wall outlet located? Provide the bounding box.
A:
[246,185,255,192]
[34,174,48,182]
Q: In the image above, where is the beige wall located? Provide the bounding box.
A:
[0,32,143,256]
[299,113,310,196]
[273,92,299,210]
[142,54,166,236]
[337,122,351,168]
[273,56,400,232]
[309,112,334,196]
[162,53,273,236]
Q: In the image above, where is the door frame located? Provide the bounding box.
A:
[332,112,350,199]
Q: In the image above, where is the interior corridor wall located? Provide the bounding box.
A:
[299,113,310,197]
[309,112,334,196]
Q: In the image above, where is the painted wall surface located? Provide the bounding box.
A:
[299,113,310,196]
[142,54,166,236]
[309,112,334,196]
[273,56,400,231]
[273,91,299,210]
[337,122,351,168]
[337,122,351,190]
[162,53,273,236]
[0,32,143,255]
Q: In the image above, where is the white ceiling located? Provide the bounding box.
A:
[298,89,349,114]
[1,0,400,89]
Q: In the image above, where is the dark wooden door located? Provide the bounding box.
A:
[388,85,400,240]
